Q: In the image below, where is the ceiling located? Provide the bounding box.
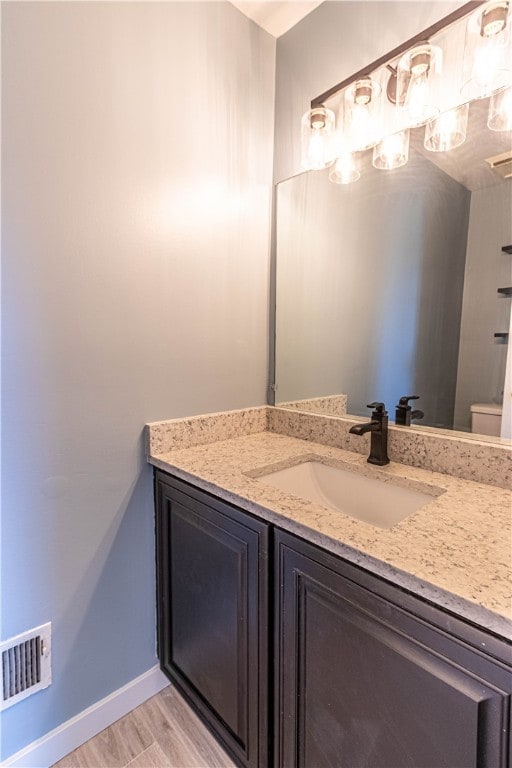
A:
[230,1,323,37]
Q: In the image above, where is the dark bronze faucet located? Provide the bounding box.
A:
[395,395,424,426]
[349,402,390,466]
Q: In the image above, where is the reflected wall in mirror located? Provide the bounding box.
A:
[274,100,512,440]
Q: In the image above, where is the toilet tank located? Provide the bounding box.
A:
[470,403,503,436]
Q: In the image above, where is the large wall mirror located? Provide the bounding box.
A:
[273,98,512,440]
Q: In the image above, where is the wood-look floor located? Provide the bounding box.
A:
[52,685,236,768]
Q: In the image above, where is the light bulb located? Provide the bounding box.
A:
[344,78,381,151]
[474,37,505,93]
[300,107,335,170]
[407,74,431,124]
[397,44,442,126]
[424,104,469,152]
[372,130,409,170]
[350,104,372,144]
[488,85,512,129]
[462,1,511,99]
[329,150,360,184]
[307,133,327,170]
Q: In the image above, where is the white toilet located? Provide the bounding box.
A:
[470,403,503,436]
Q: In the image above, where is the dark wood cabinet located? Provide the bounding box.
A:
[155,470,511,768]
[275,529,512,768]
[155,471,269,768]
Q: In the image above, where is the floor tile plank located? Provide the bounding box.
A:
[52,685,235,768]
[125,743,170,768]
[156,688,236,768]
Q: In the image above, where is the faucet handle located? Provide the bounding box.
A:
[398,395,419,407]
[367,402,386,413]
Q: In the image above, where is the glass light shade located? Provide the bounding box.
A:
[424,103,469,152]
[301,107,335,170]
[329,148,360,184]
[461,1,511,99]
[344,78,381,151]
[397,44,442,126]
[488,85,512,129]
[372,130,410,170]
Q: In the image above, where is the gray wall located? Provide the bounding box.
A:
[274,1,463,183]
[275,155,470,428]
[1,2,275,759]
[454,183,512,431]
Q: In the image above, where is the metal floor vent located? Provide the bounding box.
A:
[1,623,52,710]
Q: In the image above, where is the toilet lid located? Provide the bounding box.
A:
[470,403,503,415]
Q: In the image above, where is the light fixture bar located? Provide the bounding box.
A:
[310,1,485,109]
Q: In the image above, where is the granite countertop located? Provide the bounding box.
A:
[148,429,512,639]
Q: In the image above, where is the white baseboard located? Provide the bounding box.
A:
[2,665,169,768]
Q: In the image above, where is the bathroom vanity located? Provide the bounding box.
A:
[148,407,512,768]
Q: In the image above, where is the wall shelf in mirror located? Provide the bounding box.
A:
[497,287,512,296]
[502,245,512,254]
[494,333,509,342]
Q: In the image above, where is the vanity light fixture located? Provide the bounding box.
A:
[372,130,410,170]
[301,106,335,170]
[302,1,511,185]
[396,43,442,126]
[462,1,511,98]
[424,103,469,151]
[488,84,512,129]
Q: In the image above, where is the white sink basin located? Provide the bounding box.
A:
[258,459,442,529]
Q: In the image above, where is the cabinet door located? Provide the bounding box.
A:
[156,472,269,768]
[275,530,511,768]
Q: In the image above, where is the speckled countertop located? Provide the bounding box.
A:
[148,427,512,639]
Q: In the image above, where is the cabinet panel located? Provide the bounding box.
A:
[275,531,511,768]
[170,501,249,738]
[155,472,269,768]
